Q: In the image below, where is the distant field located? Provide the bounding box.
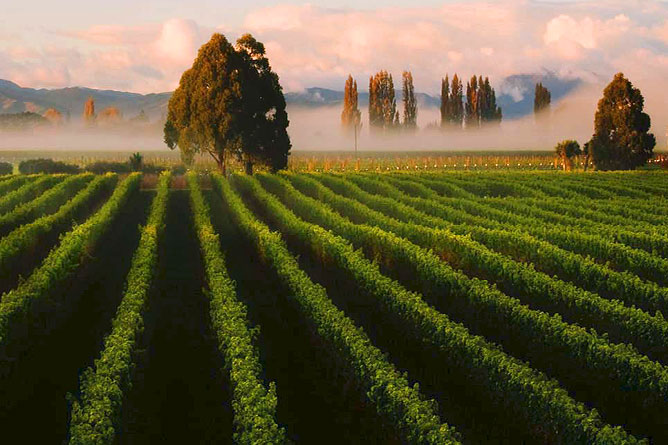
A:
[0,149,666,173]
[0,170,667,443]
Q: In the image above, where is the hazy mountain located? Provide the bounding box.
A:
[0,79,171,121]
[284,88,440,108]
[0,72,582,122]
[496,72,582,119]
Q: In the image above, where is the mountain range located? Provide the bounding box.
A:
[0,72,582,122]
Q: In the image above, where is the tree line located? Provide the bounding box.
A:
[159,32,655,173]
[342,72,503,134]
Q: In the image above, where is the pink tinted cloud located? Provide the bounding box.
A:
[1,2,667,94]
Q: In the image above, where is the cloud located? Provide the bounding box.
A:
[0,1,666,98]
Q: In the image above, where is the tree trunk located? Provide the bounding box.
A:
[244,159,253,175]
[216,156,226,176]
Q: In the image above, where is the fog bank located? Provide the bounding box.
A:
[0,83,665,153]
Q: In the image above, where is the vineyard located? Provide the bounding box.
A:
[0,170,667,444]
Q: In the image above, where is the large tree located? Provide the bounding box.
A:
[164,33,290,175]
[236,34,291,174]
[402,71,417,130]
[588,73,655,170]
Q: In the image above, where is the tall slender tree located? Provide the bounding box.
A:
[465,75,501,128]
[83,96,95,126]
[369,75,380,132]
[440,75,449,128]
[402,71,417,130]
[449,74,464,128]
[465,76,480,128]
[341,75,361,133]
[534,82,551,117]
[369,70,398,132]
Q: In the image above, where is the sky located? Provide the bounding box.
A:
[1,0,667,95]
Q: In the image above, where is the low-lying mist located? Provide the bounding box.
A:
[0,83,664,153]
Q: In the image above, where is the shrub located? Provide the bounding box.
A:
[18,158,80,174]
[84,161,132,174]
[0,162,12,175]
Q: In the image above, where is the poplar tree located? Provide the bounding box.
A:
[465,76,480,128]
[341,74,361,134]
[449,74,464,128]
[369,70,398,132]
[402,71,417,130]
[440,75,449,128]
[534,82,551,116]
[465,75,501,128]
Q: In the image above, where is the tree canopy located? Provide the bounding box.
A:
[555,139,581,171]
[588,73,655,170]
[534,82,551,117]
[369,70,399,132]
[465,75,501,128]
[341,74,361,134]
[164,33,291,174]
[402,71,417,130]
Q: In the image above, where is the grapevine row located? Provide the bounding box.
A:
[214,174,462,444]
[234,173,642,444]
[69,172,170,444]
[187,172,287,444]
[0,173,116,276]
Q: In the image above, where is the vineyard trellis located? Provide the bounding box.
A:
[0,169,667,444]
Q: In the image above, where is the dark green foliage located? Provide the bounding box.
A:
[555,139,582,170]
[589,73,655,170]
[440,74,464,129]
[235,34,291,174]
[187,172,286,443]
[0,174,63,215]
[84,161,132,174]
[0,174,138,373]
[69,172,170,444]
[0,174,94,234]
[534,82,551,116]
[170,164,187,175]
[0,162,12,175]
[129,152,143,171]
[402,71,417,130]
[0,174,116,279]
[217,174,462,444]
[369,70,399,132]
[465,76,501,128]
[19,158,80,174]
[240,172,644,444]
[164,33,290,175]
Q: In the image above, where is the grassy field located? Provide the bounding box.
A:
[0,170,667,443]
